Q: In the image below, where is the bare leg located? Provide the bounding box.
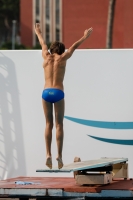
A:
[42,99,53,169]
[54,99,64,169]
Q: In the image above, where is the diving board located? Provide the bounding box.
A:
[36,157,128,173]
[36,157,128,185]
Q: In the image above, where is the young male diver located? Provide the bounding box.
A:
[34,23,93,169]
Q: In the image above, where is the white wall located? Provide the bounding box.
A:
[0,50,133,180]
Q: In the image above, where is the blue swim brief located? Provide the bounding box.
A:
[42,88,64,103]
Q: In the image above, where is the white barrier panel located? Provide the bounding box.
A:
[0,50,133,180]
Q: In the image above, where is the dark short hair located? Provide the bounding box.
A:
[50,41,65,55]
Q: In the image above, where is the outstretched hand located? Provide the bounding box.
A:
[84,27,93,38]
[34,23,42,35]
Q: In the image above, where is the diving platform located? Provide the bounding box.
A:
[0,157,132,199]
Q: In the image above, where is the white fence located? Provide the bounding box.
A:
[0,50,133,180]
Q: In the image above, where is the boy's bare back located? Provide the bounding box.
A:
[42,51,67,91]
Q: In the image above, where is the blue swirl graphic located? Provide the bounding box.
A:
[64,116,133,129]
[65,116,133,145]
[88,135,133,145]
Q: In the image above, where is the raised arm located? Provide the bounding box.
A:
[62,27,93,60]
[34,23,48,56]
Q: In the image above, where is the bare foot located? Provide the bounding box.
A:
[46,157,52,169]
[56,157,63,169]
